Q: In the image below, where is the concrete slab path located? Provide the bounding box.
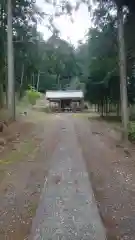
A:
[29,116,106,240]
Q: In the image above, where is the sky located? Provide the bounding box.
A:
[36,0,91,46]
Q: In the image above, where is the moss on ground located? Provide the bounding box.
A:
[0,140,36,165]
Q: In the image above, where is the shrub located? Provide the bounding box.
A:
[128,122,135,141]
[26,86,41,105]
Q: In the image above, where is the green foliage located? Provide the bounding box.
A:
[128,122,135,141]
[73,1,135,119]
[26,86,41,105]
[96,0,135,11]
[0,0,135,118]
[0,0,78,103]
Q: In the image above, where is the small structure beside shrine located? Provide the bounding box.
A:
[46,90,84,112]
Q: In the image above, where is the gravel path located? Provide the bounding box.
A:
[75,116,135,239]
[30,115,106,240]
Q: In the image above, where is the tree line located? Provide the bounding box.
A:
[1,0,135,138]
[74,0,135,139]
[0,0,79,106]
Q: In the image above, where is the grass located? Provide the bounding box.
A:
[72,110,135,142]
[86,114,121,127]
[0,140,36,165]
[27,202,37,217]
[72,111,99,118]
[128,121,135,141]
[16,104,49,123]
[0,96,48,167]
[86,112,135,142]
[100,115,121,122]
[72,111,122,130]
[24,109,49,123]
[0,169,5,182]
[16,94,50,123]
[0,109,10,122]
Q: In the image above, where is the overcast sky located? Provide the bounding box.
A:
[36,0,91,46]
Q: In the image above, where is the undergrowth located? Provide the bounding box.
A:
[128,122,135,142]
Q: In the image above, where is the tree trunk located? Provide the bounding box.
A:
[98,103,100,112]
[20,64,24,88]
[7,0,15,120]
[118,6,129,141]
[95,104,98,112]
[100,100,104,117]
[32,73,34,87]
[36,71,40,91]
[105,97,108,116]
[57,75,60,90]
[109,102,111,113]
[116,102,120,117]
[19,64,24,98]
[0,83,4,108]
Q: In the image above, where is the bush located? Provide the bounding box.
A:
[26,86,41,105]
[128,122,135,141]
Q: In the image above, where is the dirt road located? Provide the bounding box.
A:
[1,112,135,239]
[75,116,135,240]
[30,114,106,240]
[0,113,61,240]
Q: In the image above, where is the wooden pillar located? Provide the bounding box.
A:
[59,100,61,112]
[49,101,51,111]
[80,99,84,111]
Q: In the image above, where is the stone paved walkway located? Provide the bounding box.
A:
[30,116,106,240]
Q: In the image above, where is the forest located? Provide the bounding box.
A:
[0,1,135,123]
[1,2,135,239]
